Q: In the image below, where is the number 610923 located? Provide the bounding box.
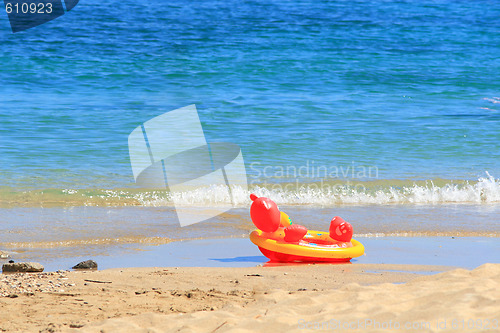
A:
[5,2,53,14]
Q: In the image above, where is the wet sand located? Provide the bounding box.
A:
[2,236,498,272]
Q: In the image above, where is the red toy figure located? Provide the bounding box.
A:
[250,194,308,242]
[249,193,281,232]
[329,216,353,242]
[284,224,308,243]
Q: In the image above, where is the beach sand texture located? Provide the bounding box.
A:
[1,263,498,332]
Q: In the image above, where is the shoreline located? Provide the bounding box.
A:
[1,263,498,332]
[2,236,498,272]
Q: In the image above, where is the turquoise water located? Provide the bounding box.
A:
[1,0,500,191]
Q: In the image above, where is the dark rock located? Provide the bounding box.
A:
[69,324,84,328]
[2,262,44,273]
[72,260,98,270]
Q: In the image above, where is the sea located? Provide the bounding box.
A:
[0,0,499,270]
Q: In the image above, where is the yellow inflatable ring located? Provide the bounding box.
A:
[250,229,365,263]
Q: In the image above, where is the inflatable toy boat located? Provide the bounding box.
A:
[249,194,364,263]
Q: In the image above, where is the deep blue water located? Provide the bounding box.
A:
[1,0,500,189]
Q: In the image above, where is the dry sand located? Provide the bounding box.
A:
[0,263,499,332]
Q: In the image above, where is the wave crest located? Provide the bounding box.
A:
[1,173,499,207]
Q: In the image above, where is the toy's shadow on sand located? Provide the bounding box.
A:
[210,255,356,267]
[210,256,267,263]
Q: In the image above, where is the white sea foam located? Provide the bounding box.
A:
[483,97,500,104]
[8,173,499,207]
[131,172,500,207]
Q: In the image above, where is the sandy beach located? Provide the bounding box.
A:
[1,263,498,332]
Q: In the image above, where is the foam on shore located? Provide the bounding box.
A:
[1,173,500,208]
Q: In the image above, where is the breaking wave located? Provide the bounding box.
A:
[1,173,499,207]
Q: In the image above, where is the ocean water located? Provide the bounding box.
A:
[0,0,499,265]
